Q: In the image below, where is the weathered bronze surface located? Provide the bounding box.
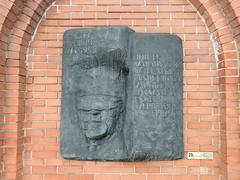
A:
[61,26,183,161]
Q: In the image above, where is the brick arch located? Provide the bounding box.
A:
[0,1,55,179]
[216,0,240,49]
[0,0,239,179]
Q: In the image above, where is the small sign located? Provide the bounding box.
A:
[187,152,213,160]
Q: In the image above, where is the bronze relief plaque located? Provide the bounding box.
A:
[61,26,183,161]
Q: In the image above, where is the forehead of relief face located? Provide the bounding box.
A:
[71,62,128,98]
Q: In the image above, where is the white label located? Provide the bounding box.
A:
[187,152,213,160]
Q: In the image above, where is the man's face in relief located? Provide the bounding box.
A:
[77,95,122,140]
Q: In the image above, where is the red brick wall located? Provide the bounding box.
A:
[0,1,24,179]
[25,0,220,179]
[216,0,240,49]
[0,0,239,180]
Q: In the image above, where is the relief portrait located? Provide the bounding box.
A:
[61,27,183,161]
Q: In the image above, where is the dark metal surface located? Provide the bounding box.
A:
[61,26,183,161]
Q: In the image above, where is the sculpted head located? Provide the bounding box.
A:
[77,94,123,140]
[73,49,128,140]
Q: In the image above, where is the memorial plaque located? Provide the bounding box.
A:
[61,26,183,161]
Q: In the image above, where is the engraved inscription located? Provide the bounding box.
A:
[133,53,181,111]
[128,33,183,160]
[64,32,97,55]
